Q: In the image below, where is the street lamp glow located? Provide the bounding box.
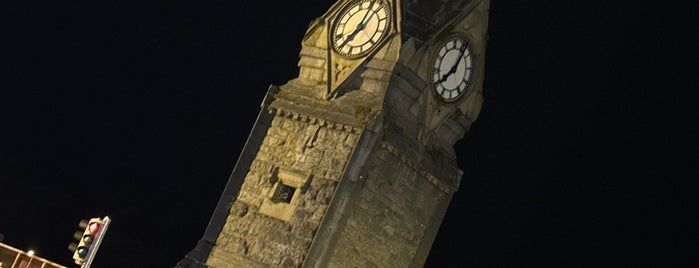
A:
[27,250,35,256]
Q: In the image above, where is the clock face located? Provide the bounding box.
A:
[331,0,390,58]
[432,37,474,102]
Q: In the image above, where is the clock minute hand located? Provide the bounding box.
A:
[357,0,376,29]
[338,0,376,48]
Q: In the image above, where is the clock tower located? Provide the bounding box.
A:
[177,0,490,267]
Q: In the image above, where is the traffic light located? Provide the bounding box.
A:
[68,216,111,268]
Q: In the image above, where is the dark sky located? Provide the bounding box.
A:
[1,1,693,267]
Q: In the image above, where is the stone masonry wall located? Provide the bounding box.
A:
[207,114,360,267]
[326,142,449,268]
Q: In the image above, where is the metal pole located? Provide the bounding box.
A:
[11,252,19,268]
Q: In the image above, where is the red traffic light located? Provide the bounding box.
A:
[81,220,100,244]
[87,221,100,235]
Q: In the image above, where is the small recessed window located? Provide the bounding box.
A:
[258,168,311,222]
[272,183,296,203]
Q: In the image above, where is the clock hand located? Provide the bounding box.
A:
[356,0,376,32]
[338,25,361,48]
[436,62,458,84]
[338,0,376,48]
[436,45,468,84]
[356,0,376,31]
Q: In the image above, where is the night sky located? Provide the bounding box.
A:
[1,1,692,267]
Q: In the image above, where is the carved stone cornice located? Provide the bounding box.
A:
[266,82,383,134]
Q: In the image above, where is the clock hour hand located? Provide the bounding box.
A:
[338,24,363,48]
[436,62,458,85]
[435,72,449,84]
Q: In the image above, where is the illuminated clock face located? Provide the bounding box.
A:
[331,0,390,58]
[432,37,473,102]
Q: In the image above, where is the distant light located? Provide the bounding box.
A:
[27,250,35,256]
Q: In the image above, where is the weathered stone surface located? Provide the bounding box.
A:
[322,141,449,268]
[207,114,359,267]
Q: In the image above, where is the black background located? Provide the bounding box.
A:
[1,0,694,267]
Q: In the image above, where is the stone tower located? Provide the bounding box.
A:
[177,0,490,267]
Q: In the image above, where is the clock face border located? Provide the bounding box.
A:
[330,0,391,59]
[431,35,475,103]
